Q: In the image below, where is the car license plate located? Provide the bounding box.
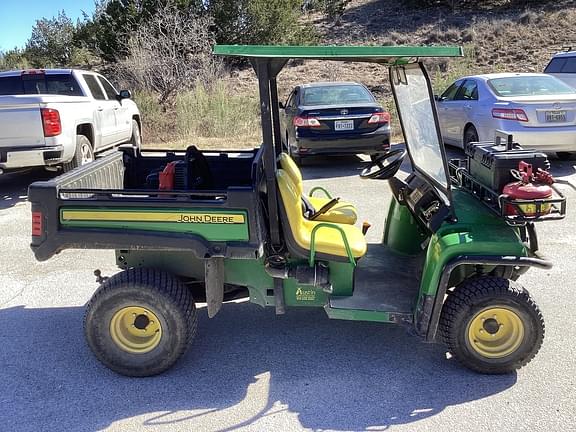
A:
[334,120,354,131]
[545,110,566,122]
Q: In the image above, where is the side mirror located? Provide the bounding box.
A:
[119,90,131,99]
[433,94,441,101]
[278,101,285,109]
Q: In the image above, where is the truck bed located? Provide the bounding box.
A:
[29,146,266,261]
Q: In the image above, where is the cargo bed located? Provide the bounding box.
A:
[29,146,266,261]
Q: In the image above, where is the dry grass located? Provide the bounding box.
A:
[138,0,576,149]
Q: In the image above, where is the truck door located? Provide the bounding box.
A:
[98,75,131,143]
[83,74,116,149]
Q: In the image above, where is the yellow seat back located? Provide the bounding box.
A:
[278,153,303,195]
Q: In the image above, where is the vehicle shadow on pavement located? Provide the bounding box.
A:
[0,302,516,432]
[0,169,54,210]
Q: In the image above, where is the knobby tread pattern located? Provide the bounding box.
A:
[439,276,544,374]
[84,267,197,376]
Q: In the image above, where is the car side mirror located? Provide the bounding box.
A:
[278,101,285,109]
[119,90,131,99]
[433,94,441,101]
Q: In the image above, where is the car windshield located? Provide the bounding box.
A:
[488,75,575,97]
[392,64,449,190]
[301,84,374,105]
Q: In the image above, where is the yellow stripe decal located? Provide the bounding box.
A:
[61,210,245,224]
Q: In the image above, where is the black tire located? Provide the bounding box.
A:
[556,152,575,161]
[439,276,544,374]
[127,119,142,150]
[286,135,302,165]
[62,135,94,172]
[84,268,197,377]
[463,125,479,147]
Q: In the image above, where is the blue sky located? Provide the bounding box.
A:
[0,0,95,51]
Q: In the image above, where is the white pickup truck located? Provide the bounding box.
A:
[0,69,141,174]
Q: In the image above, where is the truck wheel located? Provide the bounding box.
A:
[127,119,142,150]
[439,276,544,374]
[84,268,197,377]
[63,135,94,172]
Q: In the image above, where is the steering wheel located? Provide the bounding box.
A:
[360,149,407,180]
[309,197,340,220]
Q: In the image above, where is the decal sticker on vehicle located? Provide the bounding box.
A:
[61,210,245,224]
[295,287,316,302]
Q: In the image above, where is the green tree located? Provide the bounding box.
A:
[209,0,316,46]
[0,48,30,70]
[26,11,76,67]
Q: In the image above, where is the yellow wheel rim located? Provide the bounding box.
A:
[467,306,525,359]
[110,306,162,354]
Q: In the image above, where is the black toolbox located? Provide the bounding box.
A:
[464,134,550,193]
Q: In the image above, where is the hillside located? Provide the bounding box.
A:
[233,0,576,98]
[144,0,576,147]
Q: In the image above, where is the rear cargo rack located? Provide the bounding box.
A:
[449,159,566,225]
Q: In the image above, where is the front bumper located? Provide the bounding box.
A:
[294,127,391,156]
[0,146,65,171]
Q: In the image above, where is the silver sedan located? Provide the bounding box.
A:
[435,73,576,158]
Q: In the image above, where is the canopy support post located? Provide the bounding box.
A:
[255,59,285,314]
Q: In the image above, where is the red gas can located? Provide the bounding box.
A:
[502,161,553,217]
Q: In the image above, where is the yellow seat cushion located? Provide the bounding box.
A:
[277,169,367,259]
[278,152,358,225]
[307,196,358,225]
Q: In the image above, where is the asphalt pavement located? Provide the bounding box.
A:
[1,149,575,432]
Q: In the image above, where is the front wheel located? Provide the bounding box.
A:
[84,268,197,376]
[439,276,544,374]
[127,119,142,150]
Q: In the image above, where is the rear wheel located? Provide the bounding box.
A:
[439,276,544,374]
[84,268,197,377]
[286,134,302,165]
[62,135,94,172]
[463,125,479,148]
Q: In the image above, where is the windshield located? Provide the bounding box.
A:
[301,84,374,105]
[488,75,575,97]
[391,64,449,189]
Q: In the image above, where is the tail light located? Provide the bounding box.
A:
[41,108,62,137]
[32,211,43,236]
[492,108,528,122]
[368,111,391,124]
[293,116,321,128]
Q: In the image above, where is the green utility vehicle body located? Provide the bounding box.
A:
[29,45,554,376]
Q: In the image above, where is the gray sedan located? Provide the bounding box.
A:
[436,73,576,158]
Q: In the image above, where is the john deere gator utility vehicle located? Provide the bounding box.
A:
[28,45,565,377]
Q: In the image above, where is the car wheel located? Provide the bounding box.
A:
[62,135,94,172]
[439,276,544,374]
[556,152,575,160]
[286,135,302,165]
[84,268,197,377]
[463,125,479,148]
[127,119,142,150]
